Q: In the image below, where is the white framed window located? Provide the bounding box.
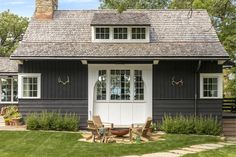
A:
[134,70,144,100]
[110,70,131,100]
[92,26,150,43]
[96,70,107,100]
[114,28,128,39]
[95,27,110,39]
[200,73,223,99]
[95,68,146,102]
[132,28,146,39]
[0,77,18,104]
[18,73,41,99]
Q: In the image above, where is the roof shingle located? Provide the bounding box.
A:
[91,13,150,26]
[11,9,229,59]
[0,57,18,75]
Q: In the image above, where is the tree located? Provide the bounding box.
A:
[0,10,29,57]
[100,0,171,12]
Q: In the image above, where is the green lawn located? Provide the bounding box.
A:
[183,145,236,157]
[0,131,221,157]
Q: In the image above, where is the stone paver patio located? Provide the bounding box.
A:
[0,125,27,131]
[121,142,236,157]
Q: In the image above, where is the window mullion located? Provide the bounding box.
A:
[130,69,134,101]
[11,78,13,102]
[110,27,113,40]
[107,69,110,101]
[0,78,1,103]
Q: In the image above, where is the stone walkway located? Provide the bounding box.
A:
[0,125,27,131]
[122,142,236,157]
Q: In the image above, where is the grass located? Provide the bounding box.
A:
[0,131,222,157]
[183,145,236,157]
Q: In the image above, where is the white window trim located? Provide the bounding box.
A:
[18,73,41,99]
[0,76,18,104]
[200,73,223,99]
[92,26,150,43]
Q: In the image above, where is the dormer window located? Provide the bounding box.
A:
[95,28,110,39]
[114,28,128,39]
[92,26,149,43]
[132,28,146,39]
[91,13,150,43]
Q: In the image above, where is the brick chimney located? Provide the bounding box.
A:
[35,0,58,20]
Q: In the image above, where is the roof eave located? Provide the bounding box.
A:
[10,56,230,61]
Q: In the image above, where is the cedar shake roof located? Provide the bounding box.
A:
[0,57,18,75]
[91,13,150,26]
[11,9,229,59]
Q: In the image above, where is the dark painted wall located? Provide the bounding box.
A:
[153,60,223,122]
[18,60,223,128]
[19,60,88,128]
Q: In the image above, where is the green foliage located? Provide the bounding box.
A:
[26,113,39,130]
[194,115,222,135]
[63,113,79,131]
[100,0,171,12]
[0,10,28,56]
[3,105,22,120]
[225,67,236,97]
[161,114,222,135]
[26,112,79,131]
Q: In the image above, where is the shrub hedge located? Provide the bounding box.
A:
[161,114,222,136]
[26,111,79,131]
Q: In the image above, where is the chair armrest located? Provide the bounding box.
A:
[102,122,114,128]
[131,123,145,128]
[102,122,113,124]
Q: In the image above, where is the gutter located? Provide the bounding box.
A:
[195,60,202,116]
[10,56,229,60]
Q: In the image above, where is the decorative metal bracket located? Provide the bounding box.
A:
[58,76,70,85]
[171,76,184,87]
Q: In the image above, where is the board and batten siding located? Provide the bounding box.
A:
[18,60,88,128]
[153,61,223,122]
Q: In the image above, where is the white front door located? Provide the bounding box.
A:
[88,64,152,126]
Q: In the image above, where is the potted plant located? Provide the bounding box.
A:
[4,118,10,126]
[11,112,22,126]
[3,105,22,126]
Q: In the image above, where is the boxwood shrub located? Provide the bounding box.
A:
[161,114,222,136]
[26,111,79,131]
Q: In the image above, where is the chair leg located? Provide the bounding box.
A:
[86,135,93,141]
[92,135,96,143]
[129,129,133,141]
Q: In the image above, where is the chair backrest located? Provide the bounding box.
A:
[141,117,152,136]
[87,120,98,130]
[93,115,103,128]
[87,120,100,136]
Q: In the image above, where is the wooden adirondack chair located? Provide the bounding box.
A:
[92,115,114,128]
[87,120,112,143]
[87,120,101,142]
[130,117,152,142]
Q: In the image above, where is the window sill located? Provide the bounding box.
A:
[96,100,146,103]
[200,97,223,99]
[0,102,18,104]
[20,97,41,99]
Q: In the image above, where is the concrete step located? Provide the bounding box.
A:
[0,116,5,127]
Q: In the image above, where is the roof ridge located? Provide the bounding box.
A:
[54,9,207,12]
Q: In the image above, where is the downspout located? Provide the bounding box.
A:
[195,60,201,116]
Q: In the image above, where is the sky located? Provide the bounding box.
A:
[0,0,100,17]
